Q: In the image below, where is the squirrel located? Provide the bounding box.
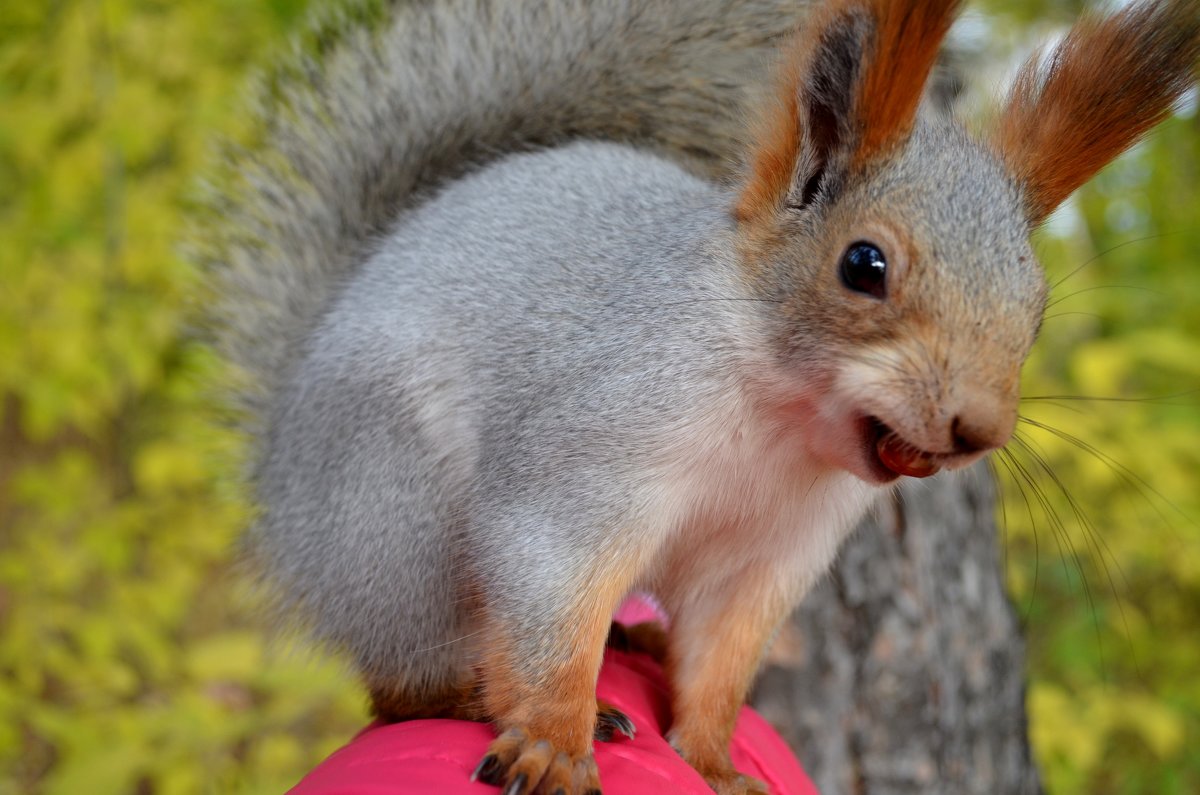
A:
[195,0,1200,793]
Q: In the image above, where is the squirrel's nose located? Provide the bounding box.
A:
[945,410,1012,453]
[950,392,1016,454]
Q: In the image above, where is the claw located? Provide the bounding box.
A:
[471,753,502,785]
[475,725,598,793]
[501,772,529,795]
[609,710,635,739]
[595,704,635,741]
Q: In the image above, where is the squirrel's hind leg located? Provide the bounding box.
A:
[470,536,641,794]
[368,672,635,745]
[368,675,484,722]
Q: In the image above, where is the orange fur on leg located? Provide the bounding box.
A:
[665,574,792,795]
[479,583,627,753]
[475,573,634,793]
[368,676,482,722]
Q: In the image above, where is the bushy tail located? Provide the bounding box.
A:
[192,0,802,450]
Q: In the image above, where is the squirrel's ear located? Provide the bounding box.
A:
[736,0,962,226]
[991,0,1200,227]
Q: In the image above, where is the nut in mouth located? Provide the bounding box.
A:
[866,417,942,480]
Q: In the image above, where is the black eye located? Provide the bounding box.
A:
[839,242,887,299]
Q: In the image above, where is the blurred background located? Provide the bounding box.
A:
[1,1,1197,793]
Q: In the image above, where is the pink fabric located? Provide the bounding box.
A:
[612,593,666,628]
[289,598,818,795]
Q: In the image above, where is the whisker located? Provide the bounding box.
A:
[1022,389,1200,406]
[1048,231,1177,292]
[1045,283,1166,311]
[408,628,486,654]
[1003,439,1108,678]
[635,297,785,309]
[986,455,1011,593]
[993,447,1041,625]
[1020,399,1088,415]
[1005,442,1087,590]
[1017,416,1194,532]
[1041,311,1107,323]
[1010,431,1142,679]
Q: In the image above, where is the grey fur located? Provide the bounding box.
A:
[195,0,806,449]
[259,142,761,685]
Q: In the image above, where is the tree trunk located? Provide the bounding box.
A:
[750,465,1042,794]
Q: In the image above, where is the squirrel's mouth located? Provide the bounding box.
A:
[861,416,943,481]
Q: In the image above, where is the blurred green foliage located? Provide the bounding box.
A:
[1008,119,1200,793]
[1,1,1197,794]
[0,2,361,794]
[1008,115,1200,794]
[970,3,1200,793]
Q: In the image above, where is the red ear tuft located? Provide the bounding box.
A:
[854,0,963,166]
[736,0,962,227]
[993,0,1200,225]
[735,43,806,226]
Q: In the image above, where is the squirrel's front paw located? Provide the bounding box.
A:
[472,727,601,795]
[668,734,768,795]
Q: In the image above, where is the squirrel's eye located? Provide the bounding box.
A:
[839,242,887,299]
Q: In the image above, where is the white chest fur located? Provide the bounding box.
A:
[641,389,881,608]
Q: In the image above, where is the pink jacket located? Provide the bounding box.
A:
[289,601,818,795]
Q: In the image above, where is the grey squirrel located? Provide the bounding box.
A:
[197,0,1200,793]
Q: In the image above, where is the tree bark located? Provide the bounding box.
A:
[750,466,1042,795]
